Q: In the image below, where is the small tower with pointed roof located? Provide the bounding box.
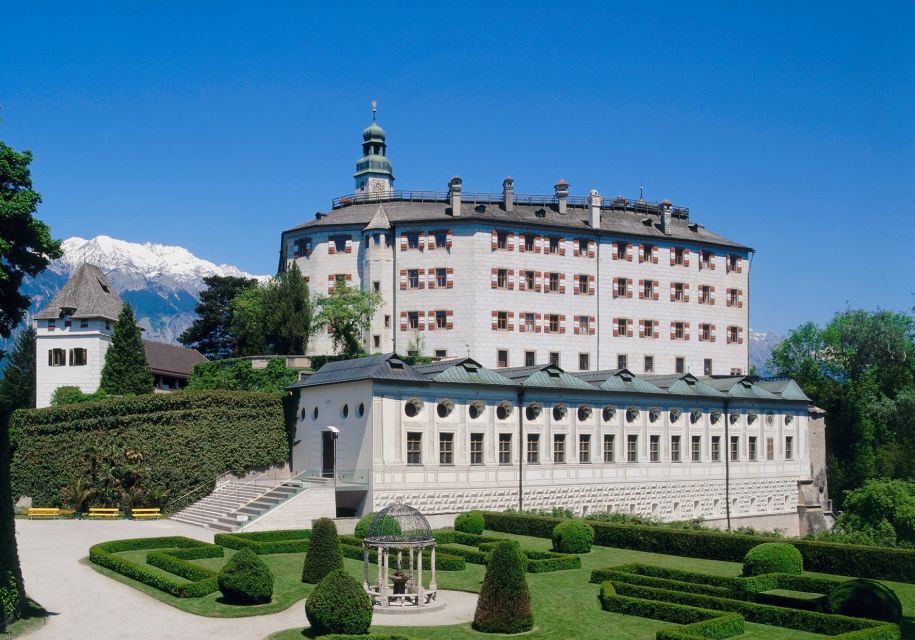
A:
[354,101,395,196]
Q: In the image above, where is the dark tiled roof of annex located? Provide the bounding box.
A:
[289,353,429,388]
[142,341,207,378]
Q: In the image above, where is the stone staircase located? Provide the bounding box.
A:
[170,478,312,532]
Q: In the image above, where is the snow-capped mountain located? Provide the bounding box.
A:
[749,329,782,377]
[13,235,269,346]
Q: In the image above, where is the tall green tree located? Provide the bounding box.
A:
[0,140,62,625]
[0,327,36,450]
[261,262,315,355]
[317,283,382,358]
[229,286,269,356]
[100,304,154,396]
[178,275,259,359]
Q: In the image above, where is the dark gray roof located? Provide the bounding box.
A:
[413,358,515,386]
[285,199,750,251]
[143,341,208,378]
[35,263,124,321]
[290,353,429,388]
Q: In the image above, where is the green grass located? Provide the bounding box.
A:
[760,589,827,601]
[0,598,51,638]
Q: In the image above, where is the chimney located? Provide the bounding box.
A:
[660,199,672,235]
[554,179,569,215]
[449,176,462,216]
[588,189,601,228]
[502,177,514,212]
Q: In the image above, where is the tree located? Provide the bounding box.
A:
[472,541,534,633]
[178,275,259,359]
[0,327,36,450]
[833,479,915,547]
[317,283,382,358]
[100,304,153,396]
[186,357,299,393]
[301,517,344,583]
[0,140,62,625]
[229,286,268,356]
[261,262,315,355]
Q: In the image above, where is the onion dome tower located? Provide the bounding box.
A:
[354,100,395,195]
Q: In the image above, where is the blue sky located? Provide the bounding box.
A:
[2,1,913,334]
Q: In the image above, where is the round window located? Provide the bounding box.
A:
[312,406,319,420]
[729,412,740,425]
[300,408,307,421]
[602,406,615,422]
[496,402,513,421]
[747,413,758,425]
[437,401,453,418]
[342,404,349,418]
[649,408,661,423]
[358,403,365,417]
[785,414,794,425]
[469,401,484,420]
[670,408,682,423]
[626,407,640,423]
[552,405,567,421]
[577,405,592,422]
[525,404,542,421]
[690,409,702,424]
[710,410,721,425]
[404,400,423,418]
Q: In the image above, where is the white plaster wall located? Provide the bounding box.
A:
[34,318,111,408]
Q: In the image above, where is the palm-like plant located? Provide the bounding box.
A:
[60,478,94,513]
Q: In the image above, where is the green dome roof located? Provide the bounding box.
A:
[355,154,393,176]
[362,122,386,141]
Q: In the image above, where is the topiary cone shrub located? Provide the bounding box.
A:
[302,517,345,583]
[742,542,803,576]
[305,569,373,635]
[454,511,485,535]
[355,511,402,539]
[551,519,595,553]
[473,541,534,634]
[217,548,273,605]
[828,578,902,622]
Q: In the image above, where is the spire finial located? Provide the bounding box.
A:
[371,99,377,122]
[639,179,645,201]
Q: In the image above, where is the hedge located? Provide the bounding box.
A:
[483,511,915,582]
[11,391,292,511]
[89,537,221,598]
[217,548,273,605]
[435,531,580,573]
[742,542,803,576]
[214,530,311,555]
[306,569,373,635]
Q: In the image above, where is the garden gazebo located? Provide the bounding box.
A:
[362,503,437,607]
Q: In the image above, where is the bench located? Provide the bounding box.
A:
[27,507,60,520]
[131,508,161,520]
[88,508,121,519]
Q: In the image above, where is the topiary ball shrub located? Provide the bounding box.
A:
[217,547,273,605]
[302,517,344,583]
[305,569,373,635]
[551,519,595,554]
[354,511,402,539]
[742,542,803,576]
[828,578,902,622]
[473,541,534,634]
[454,510,485,535]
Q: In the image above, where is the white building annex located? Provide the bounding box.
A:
[291,353,824,535]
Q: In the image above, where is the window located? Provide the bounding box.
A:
[785,436,794,460]
[80,319,89,328]
[675,357,685,374]
[644,355,654,373]
[673,247,686,266]
[643,280,655,299]
[434,349,447,359]
[727,288,739,306]
[616,242,628,260]
[674,282,685,301]
[436,310,447,329]
[627,435,638,462]
[47,319,56,330]
[579,434,591,463]
[691,436,701,462]
[408,312,419,329]
[439,433,454,465]
[727,255,740,272]
[730,436,740,462]
[748,436,757,462]
[578,274,590,294]
[497,268,508,288]
[497,349,509,368]
[603,434,615,462]
[704,358,713,376]
[498,434,512,465]
[650,435,660,462]
[579,316,591,334]
[524,313,535,332]
[671,436,681,462]
[700,285,712,304]
[69,348,88,366]
[578,353,590,371]
[616,278,628,297]
[524,270,535,290]
[524,234,535,251]
[407,433,422,465]
[470,433,484,465]
[525,350,536,366]
[64,320,71,328]
[549,351,560,366]
[578,238,589,255]
[700,251,714,269]
[674,322,686,339]
[616,318,628,337]
[48,348,66,366]
[641,244,655,262]
[434,230,447,248]
[711,436,721,462]
[408,269,420,288]
[553,434,566,463]
[548,272,560,292]
[642,319,657,338]
[407,232,420,249]
[700,324,712,341]
[373,335,381,348]
[497,311,508,330]
[436,268,447,287]
[527,434,540,463]
[728,326,740,344]
[766,438,774,461]
[548,314,559,333]
[384,315,391,328]
[497,231,508,250]
[617,354,628,369]
[105,320,111,330]
[548,237,560,254]
[334,236,348,252]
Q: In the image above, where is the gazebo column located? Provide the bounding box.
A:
[415,546,423,605]
[429,545,437,592]
[377,546,386,605]
[397,549,402,571]
[363,546,369,591]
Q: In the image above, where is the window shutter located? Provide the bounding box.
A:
[684,283,690,303]
[446,310,454,329]
[508,268,515,290]
[670,248,676,266]
[711,324,717,342]
[417,310,426,330]
[427,271,435,289]
[491,230,498,250]
[491,311,498,331]
[737,257,743,273]
[684,322,691,340]
[446,230,453,249]
[710,285,716,304]
[639,320,645,338]
[652,283,659,301]
[670,322,677,340]
[400,311,408,331]
[427,233,436,250]
[446,267,454,288]
[588,241,596,258]
[507,311,515,331]
[626,278,633,298]
[670,283,676,302]
[559,314,566,333]
[507,232,515,251]
[710,253,716,270]
[535,271,542,292]
[491,268,498,289]
[639,245,645,263]
[627,319,633,338]
[535,312,542,333]
[639,279,645,300]
[519,315,527,333]
[345,274,352,283]
[738,290,744,308]
[573,241,580,257]
[427,310,436,331]
[652,246,659,264]
[399,269,407,290]
[589,275,595,295]
[328,239,336,255]
[518,236,526,253]
[535,235,542,254]
[611,242,618,260]
[574,315,580,335]
[417,268,425,289]
[626,244,633,261]
[589,317,596,335]
[519,274,526,291]
[400,233,408,251]
[683,248,690,267]
[653,322,660,339]
[738,327,744,344]
[559,273,566,294]
[559,237,566,256]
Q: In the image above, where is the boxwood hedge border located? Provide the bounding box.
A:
[433,530,581,573]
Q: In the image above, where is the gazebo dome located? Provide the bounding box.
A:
[365,503,433,543]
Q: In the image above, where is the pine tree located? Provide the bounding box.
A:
[0,327,36,424]
[100,304,153,395]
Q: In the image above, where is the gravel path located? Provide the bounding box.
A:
[15,519,475,640]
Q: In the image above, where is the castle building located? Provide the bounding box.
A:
[279,111,752,375]
[33,263,207,407]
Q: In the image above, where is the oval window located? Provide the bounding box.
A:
[469,401,485,420]
[358,403,365,417]
[690,409,702,424]
[649,408,661,423]
[496,402,513,421]
[404,399,423,418]
[729,412,740,425]
[552,404,567,421]
[437,401,453,418]
[785,414,793,425]
[626,407,640,423]
[577,405,592,422]
[710,410,721,425]
[342,404,349,418]
[602,406,616,423]
[312,406,319,421]
[747,413,758,425]
[525,404,542,421]
[670,408,682,423]
[300,408,307,421]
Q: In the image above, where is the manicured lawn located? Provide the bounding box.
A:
[1,598,50,638]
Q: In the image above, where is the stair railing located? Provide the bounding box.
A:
[229,469,319,528]
[165,470,234,514]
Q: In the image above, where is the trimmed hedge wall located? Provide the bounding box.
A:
[483,511,915,582]
[11,391,291,510]
[434,531,580,573]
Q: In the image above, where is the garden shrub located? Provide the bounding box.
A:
[215,530,310,554]
[354,511,402,539]
[473,541,534,634]
[742,542,803,576]
[305,569,372,635]
[302,518,344,583]
[552,519,595,553]
[217,548,274,605]
[828,579,902,623]
[454,510,485,535]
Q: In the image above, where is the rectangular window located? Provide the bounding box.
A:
[644,355,654,373]
[578,238,589,255]
[616,318,628,337]
[674,282,685,301]
[105,320,111,330]
[730,436,740,462]
[384,315,391,328]
[549,352,560,366]
[553,434,566,463]
[434,349,447,359]
[334,236,349,252]
[373,335,381,348]
[650,435,660,462]
[691,436,701,462]
[641,244,654,262]
[675,357,685,374]
[785,436,794,460]
[766,438,774,461]
[497,231,508,250]
[497,268,508,288]
[407,432,422,465]
[728,288,739,306]
[748,436,757,462]
[700,285,712,304]
[470,433,484,465]
[616,278,628,297]
[700,324,712,341]
[643,319,657,338]
[498,434,512,465]
[407,232,420,249]
[436,310,447,329]
[525,270,535,290]
[627,434,638,462]
[525,350,536,366]
[616,242,628,260]
[579,316,590,334]
[701,251,714,269]
[642,280,654,299]
[674,322,685,339]
[728,255,739,272]
[674,247,686,266]
[579,434,591,463]
[497,311,508,330]
[524,234,535,252]
[578,353,590,371]
[47,319,56,331]
[497,349,509,368]
[527,434,540,464]
[434,230,448,248]
[373,280,381,292]
[408,312,419,329]
[48,348,66,366]
[548,272,560,292]
[704,358,713,376]
[671,435,681,462]
[578,274,589,294]
[728,326,740,343]
[524,313,535,332]
[64,320,72,328]
[439,433,454,465]
[603,434,615,462]
[548,314,559,333]
[436,268,447,287]
[80,319,89,328]
[408,269,420,288]
[548,237,560,254]
[617,354,628,370]
[711,436,721,462]
[68,348,88,366]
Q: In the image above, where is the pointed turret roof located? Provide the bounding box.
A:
[34,263,124,321]
[364,205,392,231]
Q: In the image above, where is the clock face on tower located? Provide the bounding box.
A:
[371,180,386,194]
